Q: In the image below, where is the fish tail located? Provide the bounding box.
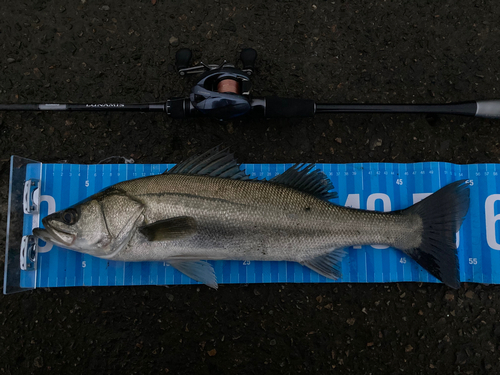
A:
[401,180,470,289]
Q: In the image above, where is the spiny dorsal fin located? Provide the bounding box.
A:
[301,248,347,280]
[165,146,251,180]
[271,164,338,201]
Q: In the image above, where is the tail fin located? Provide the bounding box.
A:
[402,180,470,289]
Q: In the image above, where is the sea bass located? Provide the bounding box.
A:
[33,147,470,289]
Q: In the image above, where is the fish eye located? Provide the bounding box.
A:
[61,208,78,225]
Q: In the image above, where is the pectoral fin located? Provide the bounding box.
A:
[301,249,347,280]
[139,216,197,241]
[169,260,218,289]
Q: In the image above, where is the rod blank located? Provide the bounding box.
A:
[315,102,478,117]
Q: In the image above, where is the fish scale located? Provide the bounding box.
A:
[108,174,421,262]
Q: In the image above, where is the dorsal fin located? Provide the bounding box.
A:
[165,146,251,180]
[270,164,338,201]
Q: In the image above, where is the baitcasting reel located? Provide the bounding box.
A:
[171,48,257,119]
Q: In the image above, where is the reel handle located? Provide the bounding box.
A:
[240,48,257,72]
[175,48,193,71]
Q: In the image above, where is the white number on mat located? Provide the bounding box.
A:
[486,194,500,250]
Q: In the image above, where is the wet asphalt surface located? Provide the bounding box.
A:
[1,1,500,374]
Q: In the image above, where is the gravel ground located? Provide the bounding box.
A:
[1,1,500,374]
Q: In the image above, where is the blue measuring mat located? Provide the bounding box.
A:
[21,162,500,288]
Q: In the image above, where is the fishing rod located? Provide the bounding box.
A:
[1,48,499,121]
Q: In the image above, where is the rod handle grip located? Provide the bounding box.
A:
[265,97,315,118]
[0,104,39,110]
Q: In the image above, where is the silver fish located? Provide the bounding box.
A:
[33,147,470,289]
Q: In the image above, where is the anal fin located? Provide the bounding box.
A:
[169,260,218,289]
[300,249,347,280]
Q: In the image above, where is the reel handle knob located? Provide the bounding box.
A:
[240,48,257,72]
[175,48,193,72]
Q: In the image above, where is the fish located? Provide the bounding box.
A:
[33,146,470,289]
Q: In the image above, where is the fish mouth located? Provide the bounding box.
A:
[33,225,76,248]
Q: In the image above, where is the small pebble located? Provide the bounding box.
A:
[34,357,44,368]
[444,292,455,302]
[465,290,475,299]
[169,36,179,46]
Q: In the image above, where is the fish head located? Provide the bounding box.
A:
[33,188,144,257]
[35,200,110,253]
